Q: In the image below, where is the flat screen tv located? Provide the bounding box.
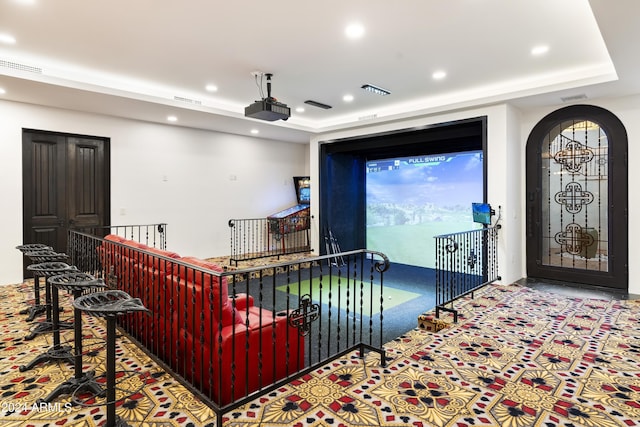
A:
[472,202,492,225]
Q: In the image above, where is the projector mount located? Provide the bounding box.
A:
[245,72,291,121]
[264,73,275,102]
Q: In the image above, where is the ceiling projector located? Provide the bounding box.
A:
[244,73,291,121]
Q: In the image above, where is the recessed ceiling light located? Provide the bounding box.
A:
[0,88,6,95]
[531,45,549,56]
[343,94,354,102]
[345,23,365,39]
[250,129,259,134]
[167,115,178,122]
[295,107,305,113]
[361,84,390,96]
[432,70,447,80]
[205,84,218,92]
[0,34,16,45]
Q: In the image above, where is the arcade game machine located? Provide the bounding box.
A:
[267,177,311,253]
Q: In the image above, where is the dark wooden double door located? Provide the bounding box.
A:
[22,130,110,276]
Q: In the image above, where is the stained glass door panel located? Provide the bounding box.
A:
[541,120,608,272]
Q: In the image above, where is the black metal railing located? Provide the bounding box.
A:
[228,216,310,265]
[67,223,167,281]
[434,226,500,322]
[75,223,167,248]
[68,227,388,427]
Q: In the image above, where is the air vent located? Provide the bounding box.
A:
[0,59,43,74]
[560,94,587,103]
[304,100,332,109]
[173,96,202,106]
[358,114,378,121]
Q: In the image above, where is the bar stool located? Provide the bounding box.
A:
[20,262,77,371]
[38,272,107,404]
[22,251,71,324]
[73,290,150,427]
[15,245,53,320]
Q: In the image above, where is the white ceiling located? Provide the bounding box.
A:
[1,0,639,143]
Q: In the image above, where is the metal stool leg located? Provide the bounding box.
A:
[20,274,47,320]
[20,263,77,371]
[16,244,51,318]
[73,290,148,427]
[24,276,73,340]
[20,280,74,371]
[38,286,104,403]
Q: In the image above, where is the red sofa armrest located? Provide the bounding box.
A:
[230,293,254,311]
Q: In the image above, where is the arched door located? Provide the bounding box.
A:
[525,105,628,290]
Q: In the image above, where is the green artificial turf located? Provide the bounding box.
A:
[276,275,421,315]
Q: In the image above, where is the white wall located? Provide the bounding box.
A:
[3,94,636,293]
[310,96,639,295]
[309,105,524,286]
[520,94,640,295]
[0,100,309,285]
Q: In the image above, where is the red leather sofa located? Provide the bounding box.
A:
[98,234,304,405]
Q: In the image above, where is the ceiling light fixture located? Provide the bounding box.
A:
[361,84,390,96]
[295,107,305,113]
[531,45,549,56]
[0,87,6,95]
[250,129,259,134]
[167,115,177,122]
[432,70,447,80]
[345,23,365,39]
[205,84,218,92]
[343,94,354,102]
[0,34,16,45]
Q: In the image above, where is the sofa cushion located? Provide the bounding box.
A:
[141,247,180,274]
[105,234,126,243]
[178,257,242,326]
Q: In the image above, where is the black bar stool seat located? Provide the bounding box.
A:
[73,290,150,427]
[16,243,51,251]
[38,273,108,404]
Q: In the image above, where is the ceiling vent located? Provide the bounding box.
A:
[358,114,378,121]
[0,59,42,74]
[560,94,588,103]
[304,100,332,109]
[174,96,202,105]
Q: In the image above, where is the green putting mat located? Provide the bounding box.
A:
[276,275,421,315]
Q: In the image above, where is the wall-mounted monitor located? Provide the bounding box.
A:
[294,176,310,205]
[472,202,493,225]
